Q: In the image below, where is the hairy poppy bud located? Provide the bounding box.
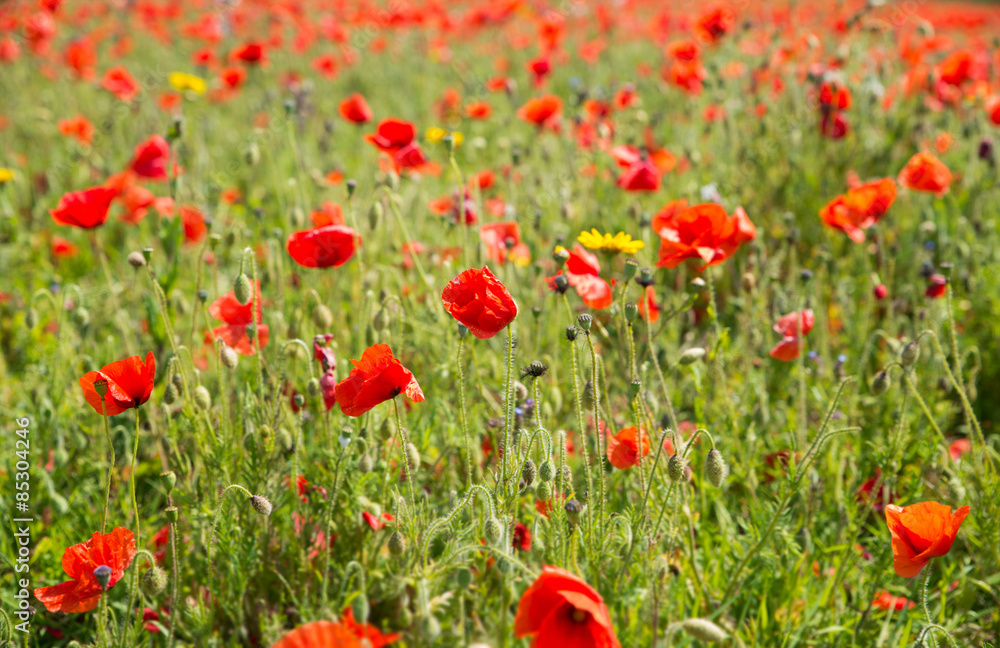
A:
[128,251,146,268]
[250,494,272,517]
[623,258,639,282]
[679,348,706,365]
[72,307,90,327]
[900,341,919,367]
[358,453,373,473]
[233,274,252,305]
[538,459,556,482]
[25,308,38,329]
[484,517,503,546]
[581,380,595,410]
[306,377,320,396]
[405,443,421,472]
[220,344,239,370]
[706,449,726,487]
[388,530,406,556]
[536,480,553,502]
[667,454,685,482]
[373,307,391,332]
[163,382,178,405]
[456,568,472,588]
[141,567,168,597]
[313,304,333,329]
[741,272,756,292]
[522,459,537,486]
[165,506,179,523]
[193,386,211,411]
[624,301,638,322]
[421,616,441,640]
[872,370,891,396]
[368,201,383,229]
[577,313,593,331]
[351,594,370,624]
[94,565,112,591]
[244,142,260,166]
[160,471,176,493]
[564,499,584,526]
[558,465,572,492]
[680,618,727,643]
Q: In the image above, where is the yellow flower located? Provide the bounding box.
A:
[0,168,13,183]
[169,72,206,95]
[425,127,463,146]
[577,229,645,255]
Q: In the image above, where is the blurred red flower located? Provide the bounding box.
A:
[273,620,362,648]
[339,93,373,124]
[898,151,952,196]
[769,309,815,362]
[50,185,117,229]
[102,66,139,102]
[130,135,170,182]
[517,95,562,129]
[286,224,360,268]
[606,426,650,470]
[819,178,897,243]
[655,203,756,269]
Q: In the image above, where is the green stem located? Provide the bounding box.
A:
[457,337,472,486]
[131,409,141,547]
[101,399,115,535]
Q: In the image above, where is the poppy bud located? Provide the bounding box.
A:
[680,618,727,643]
[358,453,373,473]
[313,304,333,329]
[306,377,320,396]
[25,308,38,329]
[293,393,305,408]
[421,616,441,640]
[978,138,994,164]
[536,480,553,502]
[577,313,593,331]
[741,272,756,292]
[351,594,370,624]
[209,234,221,249]
[900,341,920,367]
[405,443,421,472]
[629,379,641,399]
[193,386,211,411]
[456,568,472,588]
[246,323,257,340]
[624,301,638,322]
[800,269,813,283]
[457,323,469,339]
[94,565,112,591]
[558,464,572,491]
[514,381,528,401]
[250,494,272,517]
[538,459,556,482]
[128,251,146,268]
[679,348,706,365]
[141,567,168,597]
[160,471,176,493]
[706,449,726,487]
[388,530,406,556]
[872,370,891,396]
[220,344,239,370]
[522,459,537,486]
[484,517,503,546]
[167,116,184,141]
[368,201,383,229]
[667,454,685,482]
[163,382,178,405]
[197,289,208,303]
[346,179,357,198]
[165,506,179,523]
[233,274,252,305]
[873,284,888,300]
[72,307,90,327]
[564,499,584,527]
[938,262,953,278]
[623,258,639,282]
[565,326,579,342]
[373,307,390,332]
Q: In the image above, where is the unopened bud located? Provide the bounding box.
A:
[373,307,390,332]
[741,272,756,292]
[522,459,537,486]
[313,304,333,329]
[536,480,552,501]
[72,307,90,327]
[220,344,239,370]
[388,530,406,556]
[679,348,706,365]
[484,517,503,545]
[193,386,211,410]
[358,453,373,473]
[25,308,38,328]
[128,251,146,268]
[163,382,178,405]
[346,179,357,198]
[667,454,685,482]
[872,370,891,396]
[538,459,556,482]
[140,567,168,596]
[706,449,726,487]
[405,442,421,471]
[680,618,727,643]
[351,594,370,624]
[307,377,320,396]
[250,494,272,517]
[581,380,595,410]
[233,274,252,305]
[900,341,919,367]
[368,201,383,229]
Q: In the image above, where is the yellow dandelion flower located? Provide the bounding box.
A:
[0,168,14,183]
[577,229,645,255]
[169,72,206,95]
[425,127,463,146]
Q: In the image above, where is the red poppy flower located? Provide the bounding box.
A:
[666,40,700,62]
[178,205,207,244]
[334,344,423,417]
[102,66,139,102]
[51,236,78,259]
[517,95,562,129]
[898,151,952,196]
[273,620,362,648]
[937,50,972,86]
[606,426,650,470]
[545,245,614,310]
[207,280,269,355]
[512,522,532,551]
[925,273,947,298]
[479,222,530,266]
[58,115,95,145]
[311,53,338,79]
[665,60,706,94]
[637,285,660,323]
[429,190,477,225]
[464,100,492,119]
[130,135,170,182]
[656,203,756,270]
[987,95,1000,126]
[872,591,916,611]
[514,566,620,648]
[820,111,849,139]
[856,469,895,513]
[819,178,897,243]
[342,607,401,647]
[527,56,551,86]
[885,501,969,577]
[695,7,734,43]
[339,93,373,124]
[220,67,246,89]
[311,201,345,227]
[769,309,814,362]
[441,266,518,339]
[616,157,660,192]
[64,39,96,79]
[948,438,971,462]
[365,118,416,152]
[361,511,394,531]
[230,42,266,66]
[78,351,156,416]
[33,527,137,613]
[50,185,117,229]
[287,224,360,269]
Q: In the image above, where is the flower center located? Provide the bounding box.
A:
[571,608,588,623]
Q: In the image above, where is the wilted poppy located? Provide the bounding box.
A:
[606,426,650,470]
[885,501,969,577]
[286,224,360,268]
[656,203,756,269]
[339,93,373,124]
[514,565,620,648]
[33,527,137,613]
[79,351,156,416]
[441,266,518,339]
[898,151,952,196]
[207,280,269,355]
[272,620,362,648]
[50,185,117,229]
[769,310,815,362]
[334,344,424,417]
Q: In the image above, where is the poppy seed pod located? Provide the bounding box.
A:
[522,459,537,486]
[142,247,154,262]
[160,471,176,493]
[93,565,112,591]
[624,301,638,322]
[900,341,920,367]
[312,304,333,329]
[250,494,272,517]
[636,267,655,288]
[193,385,211,411]
[564,499,584,526]
[484,517,503,546]
[706,449,726,487]
[552,273,570,294]
[346,179,357,198]
[872,370,891,396]
[351,594,370,624]
[127,251,146,268]
[388,530,406,556]
[680,618,727,643]
[140,567,168,597]
[165,506,179,523]
[220,344,239,370]
[552,246,570,266]
[577,313,593,331]
[629,379,641,399]
[667,454,685,482]
[457,323,469,339]
[233,274,252,305]
[538,459,556,482]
